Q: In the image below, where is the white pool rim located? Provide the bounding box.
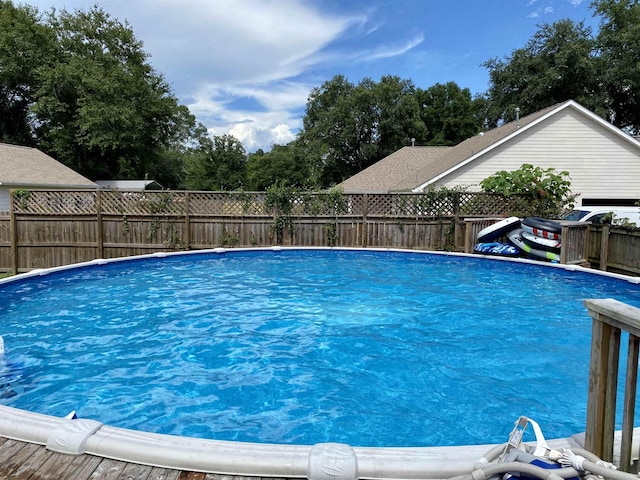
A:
[0,403,591,479]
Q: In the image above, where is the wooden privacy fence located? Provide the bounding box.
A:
[584,298,640,471]
[0,189,637,274]
[588,226,640,276]
[0,189,542,273]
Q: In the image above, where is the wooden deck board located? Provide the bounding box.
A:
[0,439,301,480]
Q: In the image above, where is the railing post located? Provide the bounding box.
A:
[584,298,640,468]
[585,317,617,460]
[620,334,639,471]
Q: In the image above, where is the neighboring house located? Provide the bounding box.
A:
[339,100,640,206]
[0,143,97,212]
[96,180,163,191]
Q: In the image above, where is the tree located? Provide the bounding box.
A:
[369,75,427,157]
[482,19,602,126]
[245,143,310,191]
[0,2,197,184]
[298,75,361,186]
[593,0,640,133]
[184,133,247,191]
[30,6,196,181]
[417,82,485,145]
[0,1,55,144]
[298,75,425,187]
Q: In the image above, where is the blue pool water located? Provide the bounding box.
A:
[1,248,640,447]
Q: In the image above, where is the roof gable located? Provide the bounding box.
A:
[0,143,96,188]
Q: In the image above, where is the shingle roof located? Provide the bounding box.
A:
[339,101,587,193]
[403,102,562,191]
[339,146,450,192]
[0,143,96,188]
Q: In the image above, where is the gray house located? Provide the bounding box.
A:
[339,100,640,206]
[0,143,96,212]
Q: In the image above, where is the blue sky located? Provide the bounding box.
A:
[23,0,597,152]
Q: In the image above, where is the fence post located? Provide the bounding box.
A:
[361,193,368,248]
[95,189,104,259]
[453,193,462,250]
[184,192,191,250]
[9,191,17,275]
[600,226,610,271]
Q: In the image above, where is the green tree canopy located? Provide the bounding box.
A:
[0,2,196,186]
[34,6,196,181]
[0,1,55,144]
[298,74,425,187]
[593,0,640,133]
[482,19,602,126]
[246,143,310,191]
[184,133,247,191]
[417,82,485,145]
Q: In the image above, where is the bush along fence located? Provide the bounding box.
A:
[0,188,636,274]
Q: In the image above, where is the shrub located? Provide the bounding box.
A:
[480,164,576,218]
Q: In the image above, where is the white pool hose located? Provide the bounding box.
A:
[455,414,637,480]
[554,448,636,480]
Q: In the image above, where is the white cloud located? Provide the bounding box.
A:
[126,0,365,91]
[357,34,425,62]
[24,0,367,151]
[186,81,308,151]
[227,123,297,152]
[133,1,367,152]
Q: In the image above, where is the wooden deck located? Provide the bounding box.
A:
[0,436,293,480]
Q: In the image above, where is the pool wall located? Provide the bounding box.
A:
[2,247,640,479]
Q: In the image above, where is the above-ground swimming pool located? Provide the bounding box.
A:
[1,247,640,451]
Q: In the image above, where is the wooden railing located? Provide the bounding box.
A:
[584,298,640,471]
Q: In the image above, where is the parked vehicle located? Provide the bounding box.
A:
[563,206,640,226]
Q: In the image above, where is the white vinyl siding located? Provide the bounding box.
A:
[434,109,640,204]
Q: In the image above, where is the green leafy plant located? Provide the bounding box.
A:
[265,182,300,244]
[480,163,575,217]
[12,189,31,210]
